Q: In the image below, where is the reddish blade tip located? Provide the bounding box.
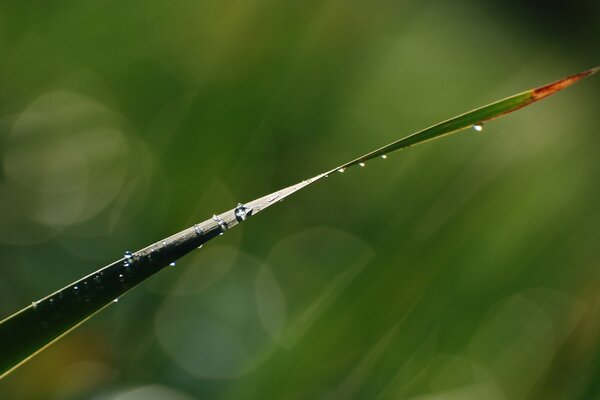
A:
[532,65,600,101]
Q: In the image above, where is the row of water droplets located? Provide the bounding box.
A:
[32,266,117,311]
[29,120,485,313]
[31,203,252,311]
[333,123,484,173]
[27,117,479,312]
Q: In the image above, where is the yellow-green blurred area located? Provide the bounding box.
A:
[1,0,600,398]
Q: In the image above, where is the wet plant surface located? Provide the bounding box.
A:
[1,1,600,398]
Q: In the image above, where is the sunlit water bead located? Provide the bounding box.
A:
[473,123,484,132]
[213,215,228,234]
[169,262,176,267]
[359,162,366,167]
[381,154,387,159]
[234,203,248,222]
[123,250,135,268]
[113,298,119,303]
[337,168,345,173]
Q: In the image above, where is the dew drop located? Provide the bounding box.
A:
[169,262,176,267]
[31,301,38,309]
[213,215,228,233]
[113,298,119,303]
[124,250,133,259]
[73,285,79,292]
[381,154,387,159]
[118,273,125,282]
[234,203,248,222]
[338,168,345,173]
[473,123,484,132]
[49,298,55,305]
[123,261,130,268]
[93,274,101,283]
[359,162,366,167]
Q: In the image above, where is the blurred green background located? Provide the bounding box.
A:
[1,1,600,399]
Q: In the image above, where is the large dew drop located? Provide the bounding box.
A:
[213,215,228,234]
[234,203,248,222]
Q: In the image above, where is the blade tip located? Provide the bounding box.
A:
[532,65,599,101]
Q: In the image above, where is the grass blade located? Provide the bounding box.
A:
[331,65,599,172]
[0,65,597,379]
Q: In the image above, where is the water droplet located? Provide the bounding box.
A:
[338,168,345,173]
[49,298,55,305]
[194,224,203,236]
[197,244,204,249]
[113,298,119,303]
[325,174,329,178]
[381,154,387,159]
[213,215,228,233]
[31,301,38,309]
[118,273,125,282]
[162,240,167,248]
[169,262,176,267]
[93,274,101,283]
[73,285,79,292]
[123,254,134,267]
[359,162,366,167]
[473,123,484,132]
[235,203,248,222]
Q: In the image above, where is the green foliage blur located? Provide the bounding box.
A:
[1,1,599,399]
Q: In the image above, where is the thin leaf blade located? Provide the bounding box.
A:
[0,65,597,379]
[334,66,599,171]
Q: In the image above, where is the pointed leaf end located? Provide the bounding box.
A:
[532,65,600,101]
